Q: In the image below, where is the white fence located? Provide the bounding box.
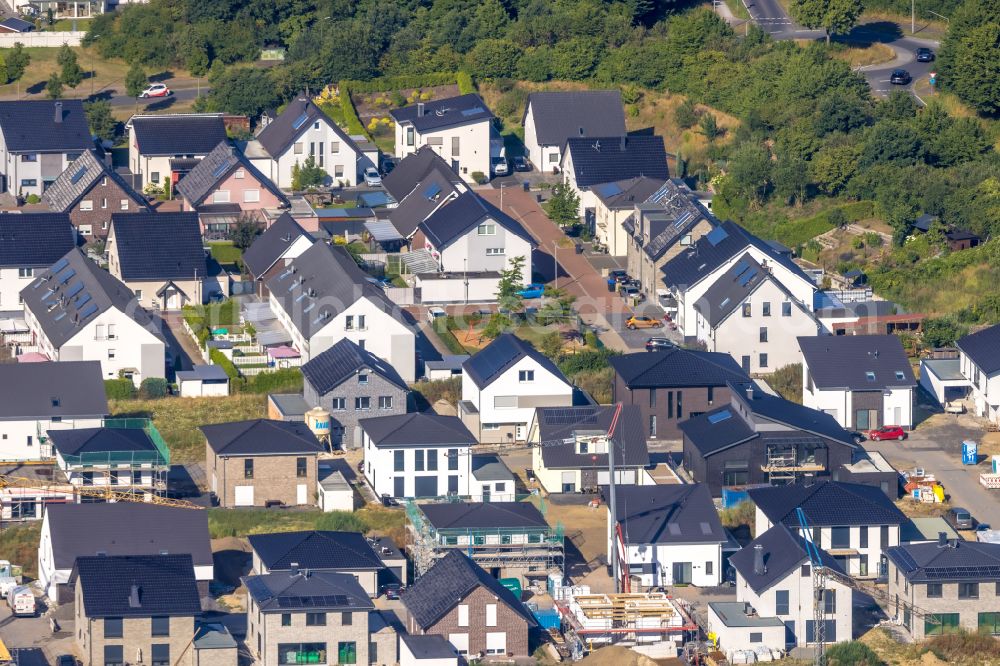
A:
[384,287,416,305]
[0,32,85,47]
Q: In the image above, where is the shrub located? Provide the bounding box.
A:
[243,368,303,394]
[674,98,699,129]
[719,501,756,532]
[24,194,40,204]
[923,630,1000,662]
[338,80,367,136]
[105,378,137,400]
[764,364,802,404]
[470,171,487,184]
[825,641,885,665]
[456,70,474,94]
[209,350,240,381]
[139,377,168,399]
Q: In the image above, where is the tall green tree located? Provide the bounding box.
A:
[58,45,83,88]
[6,43,29,97]
[946,21,1000,115]
[125,61,147,98]
[547,183,580,227]
[85,100,116,143]
[727,142,773,209]
[45,74,63,100]
[790,0,864,43]
[291,156,327,190]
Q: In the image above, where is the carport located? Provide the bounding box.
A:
[919,358,970,405]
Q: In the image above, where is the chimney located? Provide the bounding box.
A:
[128,585,141,608]
[938,532,947,547]
[620,136,626,151]
[753,544,765,576]
[745,384,754,401]
[417,102,425,117]
[54,101,63,124]
[290,563,299,576]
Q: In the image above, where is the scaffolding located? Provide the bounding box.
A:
[556,592,698,647]
[761,445,825,484]
[52,418,171,495]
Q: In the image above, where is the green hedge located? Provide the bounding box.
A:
[243,368,304,394]
[208,350,240,381]
[105,378,137,400]
[456,71,475,94]
[338,80,368,136]
[346,73,456,94]
[433,318,469,355]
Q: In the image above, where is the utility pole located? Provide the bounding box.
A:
[607,404,623,594]
[911,0,915,35]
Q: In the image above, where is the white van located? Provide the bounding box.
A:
[7,586,34,617]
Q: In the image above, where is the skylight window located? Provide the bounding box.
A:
[895,371,905,380]
[292,113,310,130]
[708,410,732,424]
[866,371,876,382]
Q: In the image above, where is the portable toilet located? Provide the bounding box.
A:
[993,455,1000,475]
[962,440,978,465]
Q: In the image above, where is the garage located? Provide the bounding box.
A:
[234,486,255,506]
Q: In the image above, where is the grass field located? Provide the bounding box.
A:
[831,42,896,67]
[0,523,41,579]
[208,504,408,543]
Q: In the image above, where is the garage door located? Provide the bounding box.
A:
[234,486,254,506]
[414,476,438,497]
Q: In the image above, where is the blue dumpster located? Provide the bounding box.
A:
[962,440,978,465]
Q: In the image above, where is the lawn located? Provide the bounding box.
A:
[0,523,41,579]
[208,504,407,543]
[208,242,243,267]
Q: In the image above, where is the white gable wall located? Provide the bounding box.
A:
[255,119,363,189]
[428,223,533,284]
[395,120,492,185]
[522,104,561,173]
[463,356,572,435]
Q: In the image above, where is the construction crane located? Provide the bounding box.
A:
[0,475,203,511]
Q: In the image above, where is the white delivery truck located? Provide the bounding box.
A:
[7,586,34,617]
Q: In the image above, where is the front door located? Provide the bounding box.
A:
[893,406,902,425]
[672,562,692,585]
[482,485,491,502]
[393,477,404,498]
[296,484,307,505]
[856,409,878,430]
[234,485,254,506]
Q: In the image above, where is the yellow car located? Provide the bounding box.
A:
[626,316,662,330]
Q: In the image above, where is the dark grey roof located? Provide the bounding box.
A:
[74,554,201,618]
[130,114,227,156]
[48,427,158,458]
[110,212,206,281]
[0,361,107,420]
[201,419,324,457]
[242,212,313,277]
[418,191,534,250]
[419,502,548,530]
[615,484,725,545]
[748,480,905,528]
[244,570,374,612]
[798,334,916,390]
[358,413,476,449]
[563,136,668,188]
[382,147,459,200]
[694,254,815,329]
[0,100,92,153]
[401,634,458,660]
[525,91,626,147]
[729,523,843,594]
[383,148,466,238]
[390,94,494,133]
[0,213,74,267]
[256,96,358,159]
[470,453,513,481]
[534,405,650,470]
[0,17,34,32]
[176,141,288,207]
[462,333,570,390]
[301,338,407,395]
[957,324,1000,375]
[609,348,747,389]
[175,365,230,382]
[593,176,667,209]
[886,541,1000,583]
[20,249,162,347]
[248,531,384,571]
[42,150,149,214]
[913,214,937,232]
[402,550,536,628]
[45,503,212,570]
[678,404,756,457]
[625,180,714,261]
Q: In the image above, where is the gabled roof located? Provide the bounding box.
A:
[48,427,160,458]
[176,141,288,208]
[201,419,325,457]
[390,94,494,133]
[256,96,359,159]
[609,348,747,389]
[402,550,536,628]
[242,212,313,277]
[129,114,227,156]
[248,531,384,571]
[419,190,534,250]
[729,523,843,594]
[525,90,627,147]
[244,570,374,612]
[615,484,725,545]
[419,502,548,531]
[110,212,206,282]
[383,148,466,238]
[728,381,856,446]
[534,405,650,470]
[45,503,212,570]
[0,361,107,420]
[0,213,75,267]
[302,338,408,395]
[678,403,757,457]
[358,413,476,449]
[74,554,201,618]
[694,254,816,329]
[462,333,570,390]
[886,541,1000,583]
[957,324,1000,376]
[563,136,668,188]
[798,334,916,391]
[0,100,92,153]
[0,17,34,32]
[748,480,905,528]
[593,176,667,209]
[43,150,149,214]
[20,248,162,348]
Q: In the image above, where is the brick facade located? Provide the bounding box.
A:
[304,371,408,448]
[66,178,146,240]
[887,560,1000,639]
[207,447,319,508]
[246,599,371,666]
[407,585,530,658]
[613,377,732,441]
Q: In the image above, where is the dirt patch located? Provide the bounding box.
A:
[580,645,659,666]
[895,497,951,519]
[979,431,1000,457]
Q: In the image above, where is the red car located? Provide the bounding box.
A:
[867,425,906,441]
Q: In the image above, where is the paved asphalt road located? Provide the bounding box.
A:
[107,86,204,109]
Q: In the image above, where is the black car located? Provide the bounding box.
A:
[890,69,912,85]
[512,156,531,172]
[383,583,402,600]
[915,47,935,62]
[645,337,676,352]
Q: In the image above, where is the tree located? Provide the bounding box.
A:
[547,183,580,227]
[946,21,1000,115]
[45,73,63,100]
[465,39,522,80]
[790,0,864,43]
[699,112,720,140]
[674,98,699,128]
[495,255,526,313]
[773,153,809,206]
[0,54,8,87]
[208,67,281,118]
[291,156,327,190]
[85,100,116,143]
[825,640,885,666]
[125,61,147,98]
[229,215,261,250]
[57,45,83,88]
[6,43,29,97]
[727,142,772,208]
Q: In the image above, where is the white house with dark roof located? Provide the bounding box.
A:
[593,176,666,257]
[20,249,165,384]
[0,213,74,314]
[799,334,916,430]
[560,135,669,213]
[127,113,228,189]
[459,333,574,443]
[956,324,1000,425]
[242,212,316,298]
[522,90,626,173]
[0,100,94,197]
[381,147,468,241]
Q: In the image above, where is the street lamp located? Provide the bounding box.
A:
[552,240,559,291]
[498,181,517,211]
[89,35,100,97]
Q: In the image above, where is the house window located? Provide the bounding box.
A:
[707,386,714,404]
[860,528,868,548]
[213,190,231,203]
[281,613,291,626]
[338,641,357,665]
[749,632,763,643]
[151,616,170,636]
[742,303,751,317]
[802,564,811,577]
[335,165,344,178]
[378,396,393,409]
[306,612,326,626]
[80,200,93,211]
[925,613,960,636]
[331,141,340,153]
[959,582,979,599]
[120,199,129,210]
[866,371,876,382]
[926,583,942,598]
[649,389,657,408]
[722,468,748,486]
[279,643,326,666]
[478,223,496,235]
[405,127,415,147]
[345,315,354,330]
[151,644,169,666]
[415,450,425,471]
[978,612,1000,635]
[151,172,160,183]
[457,604,469,627]
[823,589,836,614]
[519,370,534,382]
[759,327,768,342]
[108,349,116,359]
[355,397,370,410]
[233,169,245,179]
[244,459,254,479]
[762,302,771,317]
[104,617,123,638]
[331,397,346,410]
[342,611,352,625]
[680,233,692,245]
[782,301,792,316]
[775,590,789,615]
[451,136,460,157]
[101,176,108,186]
[20,179,36,188]
[358,373,369,385]
[649,415,657,437]
[486,604,498,627]
[427,450,438,471]
[244,189,260,203]
[706,560,713,575]
[358,315,366,330]
[448,448,458,471]
[20,153,36,162]
[79,224,92,236]
[830,527,850,549]
[17,268,32,278]
[394,450,404,472]
[485,247,505,255]
[759,353,768,368]
[296,457,307,477]
[104,645,124,666]
[313,121,321,130]
[293,143,303,154]
[880,525,889,548]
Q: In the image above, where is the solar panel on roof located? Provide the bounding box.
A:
[292,113,310,130]
[707,410,732,424]
[674,210,694,229]
[78,303,99,320]
[461,107,484,117]
[423,183,442,200]
[596,182,623,198]
[65,281,84,298]
[733,260,750,278]
[706,226,729,247]
[69,166,88,185]
[211,161,231,179]
[74,292,91,308]
[738,269,757,287]
[50,258,69,274]
[53,311,67,321]
[58,268,76,284]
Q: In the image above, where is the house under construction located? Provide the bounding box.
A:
[407,500,564,583]
[556,591,697,648]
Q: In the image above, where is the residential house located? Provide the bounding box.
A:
[242,212,315,298]
[48,423,170,494]
[244,569,375,666]
[106,212,206,310]
[459,333,574,443]
[0,100,93,197]
[176,141,290,236]
[661,220,817,338]
[800,334,917,430]
[202,418,325,508]
[559,135,669,216]
[592,176,665,256]
[402,550,538,658]
[247,95,375,188]
[360,412,476,499]
[609,348,748,442]
[885,539,1000,639]
[0,213,74,313]
[410,501,564,582]
[528,405,651,494]
[400,635,459,666]
[679,381,860,497]
[390,94,497,183]
[0,361,106,461]
[128,113,228,189]
[522,91,626,173]
[73,554,203,666]
[20,250,165,383]
[426,355,470,381]
[913,214,981,251]
[301,338,409,448]
[380,146,467,242]
[370,611,401,666]
[42,150,150,239]
[609,484,725,588]
[266,242,416,381]
[957,324,1000,425]
[694,253,824,374]
[38,502,213,603]
[749,480,905,579]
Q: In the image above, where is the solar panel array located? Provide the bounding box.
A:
[543,406,601,426]
[706,226,729,247]
[276,594,350,609]
[923,566,1000,580]
[292,113,310,130]
[34,257,104,331]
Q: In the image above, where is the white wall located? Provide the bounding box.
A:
[0,148,78,198]
[363,433,471,498]
[179,378,229,398]
[415,274,500,304]
[616,540,722,587]
[468,478,515,502]
[395,120,491,184]
[707,604,786,654]
[429,222,533,284]
[252,119,363,188]
[400,641,457,666]
[0,416,103,461]
[802,358,913,429]
[960,351,1000,423]
[0,266,35,312]
[522,105,561,173]
[461,357,572,437]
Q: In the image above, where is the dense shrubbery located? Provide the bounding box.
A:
[105,378,137,400]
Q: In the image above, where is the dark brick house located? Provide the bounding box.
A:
[241,212,315,298]
[609,349,748,441]
[402,550,537,658]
